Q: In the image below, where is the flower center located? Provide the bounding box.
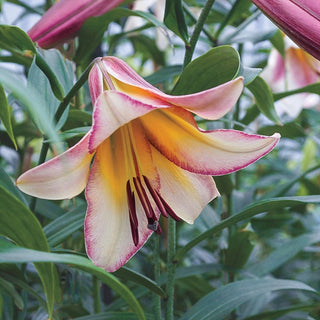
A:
[120,123,180,246]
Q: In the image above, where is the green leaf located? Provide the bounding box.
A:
[215,0,252,39]
[247,230,320,276]
[178,278,316,320]
[273,82,320,101]
[175,196,320,262]
[237,65,261,85]
[0,271,47,311]
[0,167,27,206]
[0,25,35,66]
[75,8,167,65]
[56,126,90,141]
[43,204,86,247]
[144,65,182,85]
[0,65,61,148]
[0,242,146,320]
[115,267,167,298]
[258,122,305,138]
[247,76,282,125]
[224,229,255,269]
[0,186,61,318]
[269,29,285,56]
[0,85,17,149]
[35,51,65,102]
[172,46,240,95]
[0,277,24,310]
[29,49,74,129]
[243,304,319,320]
[73,312,141,320]
[164,0,189,44]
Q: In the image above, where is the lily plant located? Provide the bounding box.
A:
[261,36,320,117]
[28,0,125,48]
[252,0,320,60]
[16,57,280,272]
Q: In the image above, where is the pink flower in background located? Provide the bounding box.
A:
[261,37,320,117]
[16,56,280,272]
[28,0,125,48]
[252,0,320,60]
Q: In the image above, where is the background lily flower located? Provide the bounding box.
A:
[28,0,125,48]
[16,57,280,272]
[252,0,320,60]
[261,36,320,117]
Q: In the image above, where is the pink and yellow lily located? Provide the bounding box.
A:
[16,57,280,272]
[28,0,125,48]
[261,36,320,117]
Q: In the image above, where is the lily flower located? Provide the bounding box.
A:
[261,36,320,117]
[28,0,125,48]
[16,57,280,272]
[251,0,320,60]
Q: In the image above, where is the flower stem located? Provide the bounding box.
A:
[153,234,161,320]
[166,218,176,320]
[183,0,216,68]
[93,276,101,313]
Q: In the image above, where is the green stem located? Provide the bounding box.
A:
[183,0,216,68]
[93,276,101,313]
[153,234,161,320]
[183,3,217,46]
[165,218,176,320]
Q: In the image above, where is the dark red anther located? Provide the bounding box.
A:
[156,190,181,222]
[126,180,139,246]
[142,175,168,218]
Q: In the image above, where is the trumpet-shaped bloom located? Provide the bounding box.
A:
[28,0,125,48]
[252,0,320,60]
[261,37,320,117]
[16,57,280,272]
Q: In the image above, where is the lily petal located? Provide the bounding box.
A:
[85,126,158,272]
[141,109,280,175]
[151,145,219,224]
[16,133,93,200]
[89,91,164,153]
[286,47,320,88]
[100,57,244,120]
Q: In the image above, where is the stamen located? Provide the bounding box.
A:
[156,190,181,222]
[143,175,168,218]
[133,177,156,220]
[126,181,139,246]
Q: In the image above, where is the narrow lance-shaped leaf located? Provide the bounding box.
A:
[0,85,17,149]
[178,278,316,320]
[0,241,146,320]
[247,76,282,125]
[175,195,320,262]
[164,0,189,44]
[0,186,61,318]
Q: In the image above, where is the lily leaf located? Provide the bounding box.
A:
[0,241,146,320]
[0,186,61,318]
[75,8,167,66]
[172,46,240,95]
[0,25,35,66]
[0,85,17,149]
[175,195,320,262]
[247,76,282,125]
[178,278,316,320]
[164,0,189,44]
